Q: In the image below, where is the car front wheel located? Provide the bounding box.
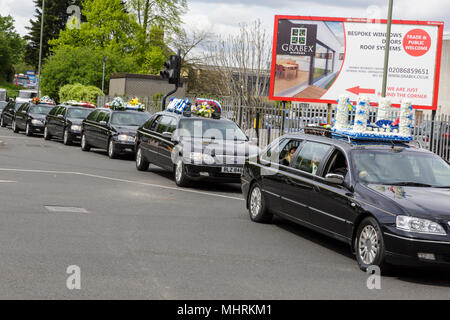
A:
[44,126,51,140]
[12,120,19,133]
[0,116,5,127]
[136,146,149,171]
[248,183,272,223]
[108,139,118,159]
[81,133,91,151]
[63,128,72,145]
[174,159,190,187]
[355,217,387,272]
[25,123,33,136]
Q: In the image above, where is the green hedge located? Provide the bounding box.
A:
[59,83,104,105]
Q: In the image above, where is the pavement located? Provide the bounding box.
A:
[0,127,449,299]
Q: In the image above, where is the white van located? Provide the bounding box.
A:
[15,90,38,104]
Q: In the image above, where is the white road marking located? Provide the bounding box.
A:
[0,135,37,140]
[0,168,245,201]
[0,180,16,183]
[45,206,89,213]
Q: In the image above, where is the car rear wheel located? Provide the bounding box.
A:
[63,128,72,145]
[0,116,5,127]
[25,123,33,136]
[108,139,118,159]
[81,133,91,151]
[136,146,149,171]
[248,183,272,223]
[355,217,388,272]
[174,159,191,187]
[43,126,51,140]
[12,120,19,133]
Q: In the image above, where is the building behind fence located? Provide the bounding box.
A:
[97,94,450,162]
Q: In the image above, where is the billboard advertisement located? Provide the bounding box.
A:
[269,16,444,110]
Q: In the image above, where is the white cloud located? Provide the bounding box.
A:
[1,0,35,35]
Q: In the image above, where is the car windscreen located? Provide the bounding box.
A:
[0,101,8,109]
[352,149,450,187]
[111,112,150,126]
[29,104,54,115]
[67,108,94,119]
[178,118,247,141]
[14,103,23,111]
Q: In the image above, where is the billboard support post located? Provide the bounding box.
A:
[381,0,394,98]
[327,103,332,124]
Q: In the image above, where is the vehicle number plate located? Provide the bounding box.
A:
[221,167,243,174]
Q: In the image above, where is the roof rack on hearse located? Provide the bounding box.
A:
[303,126,422,148]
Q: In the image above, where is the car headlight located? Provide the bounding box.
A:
[71,125,81,132]
[117,134,135,142]
[396,215,447,236]
[186,152,215,165]
[31,119,43,126]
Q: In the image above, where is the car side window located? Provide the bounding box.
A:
[18,104,27,113]
[261,138,286,162]
[103,112,110,123]
[96,111,107,123]
[279,139,303,166]
[49,107,58,116]
[324,149,349,179]
[292,142,332,175]
[156,116,175,134]
[87,110,100,121]
[167,118,177,133]
[149,115,162,132]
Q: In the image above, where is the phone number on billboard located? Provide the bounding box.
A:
[388,67,429,75]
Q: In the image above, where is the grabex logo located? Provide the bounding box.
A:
[277,21,317,57]
[291,27,307,45]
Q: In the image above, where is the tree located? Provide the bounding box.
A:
[202,20,272,106]
[51,0,135,51]
[40,46,138,100]
[59,83,104,104]
[24,0,83,69]
[127,0,187,36]
[0,15,24,81]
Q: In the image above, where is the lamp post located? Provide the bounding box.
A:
[102,56,109,94]
[37,0,45,97]
[381,0,394,97]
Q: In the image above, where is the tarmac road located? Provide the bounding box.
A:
[0,127,449,299]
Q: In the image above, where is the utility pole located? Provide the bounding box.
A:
[102,56,108,94]
[37,0,45,97]
[381,0,394,97]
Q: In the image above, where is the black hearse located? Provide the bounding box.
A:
[135,111,258,187]
[44,105,95,145]
[81,108,151,158]
[242,130,450,271]
[13,103,54,135]
[0,101,24,128]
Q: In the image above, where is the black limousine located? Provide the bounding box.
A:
[135,111,258,187]
[81,108,151,158]
[44,105,95,145]
[242,131,450,271]
[13,103,54,135]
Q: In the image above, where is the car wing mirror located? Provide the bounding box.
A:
[325,173,345,185]
[57,114,64,119]
[162,131,173,140]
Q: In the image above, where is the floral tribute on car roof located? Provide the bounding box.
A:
[105,97,145,112]
[63,100,96,108]
[332,94,413,142]
[32,96,56,105]
[166,97,222,119]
